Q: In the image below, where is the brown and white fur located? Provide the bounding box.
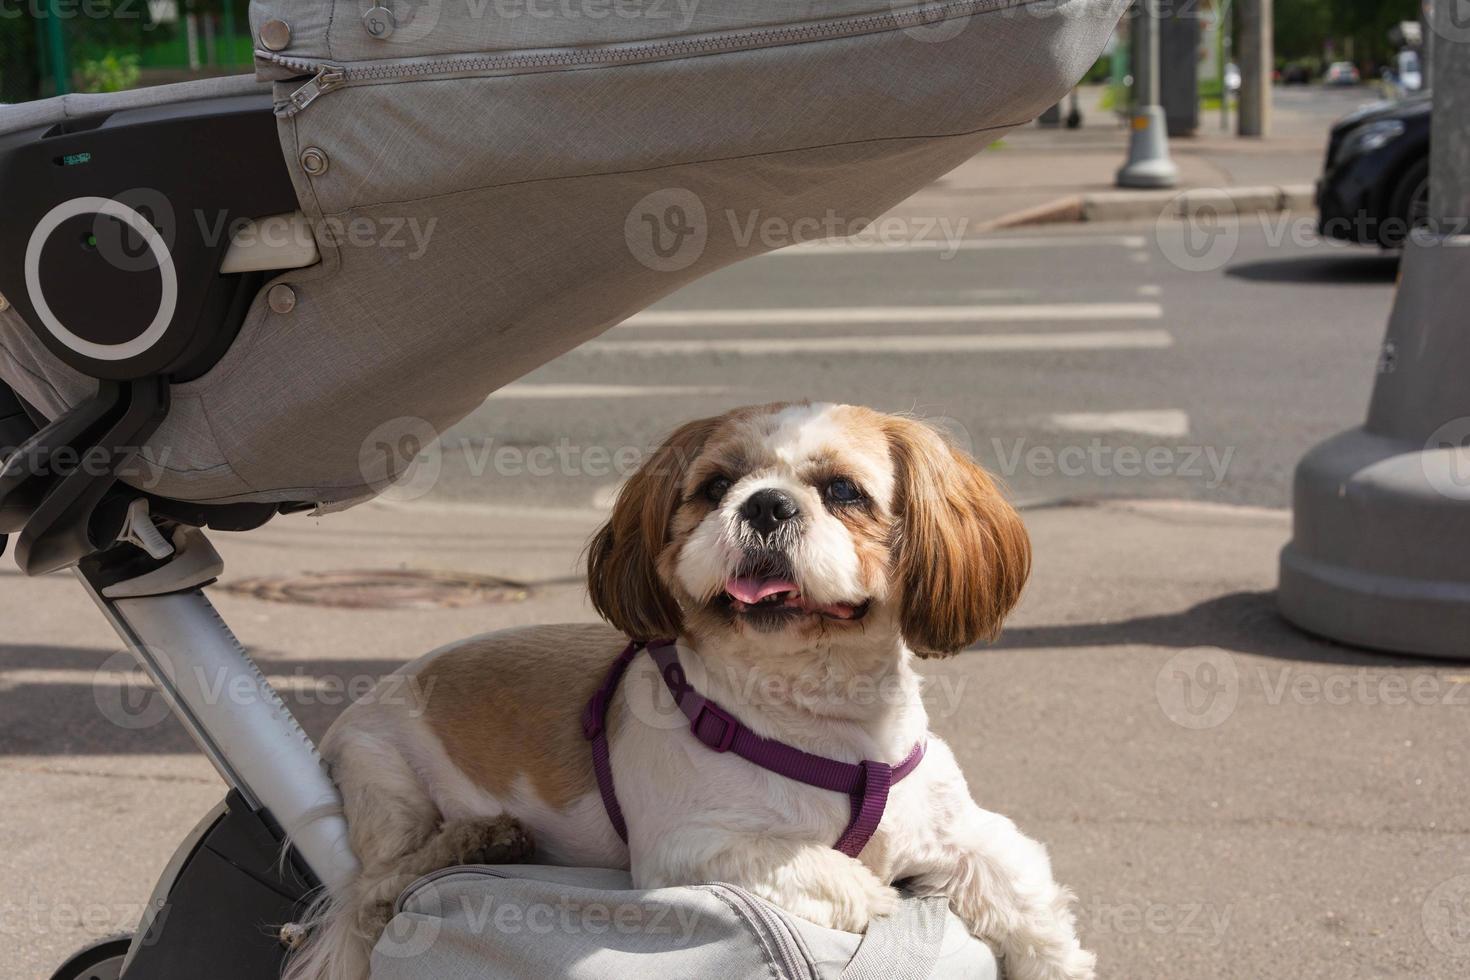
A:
[285,403,1094,980]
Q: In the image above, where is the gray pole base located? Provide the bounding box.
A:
[1278,234,1470,659]
[1116,106,1180,188]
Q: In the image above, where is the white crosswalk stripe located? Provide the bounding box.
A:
[582,330,1174,356]
[622,303,1162,328]
[1047,409,1191,438]
[489,384,729,399]
[770,234,1149,256]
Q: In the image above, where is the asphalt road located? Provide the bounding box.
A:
[423,215,1398,512]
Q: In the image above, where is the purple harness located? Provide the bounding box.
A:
[581,639,926,858]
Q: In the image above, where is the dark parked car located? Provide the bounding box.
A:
[1282,63,1313,85]
[1317,93,1430,248]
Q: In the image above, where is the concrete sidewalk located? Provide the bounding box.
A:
[883,84,1346,233]
[4,497,1467,979]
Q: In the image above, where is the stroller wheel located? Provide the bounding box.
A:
[48,933,131,980]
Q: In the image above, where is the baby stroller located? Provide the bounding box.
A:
[0,0,1122,976]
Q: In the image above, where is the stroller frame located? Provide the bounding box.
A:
[63,525,359,978]
[5,502,361,979]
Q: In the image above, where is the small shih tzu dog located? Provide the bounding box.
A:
[286,403,1093,980]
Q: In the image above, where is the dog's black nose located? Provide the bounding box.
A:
[740,489,799,534]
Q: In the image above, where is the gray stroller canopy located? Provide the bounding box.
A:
[0,0,1123,508]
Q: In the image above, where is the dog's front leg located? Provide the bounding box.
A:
[907,802,1094,980]
[635,829,899,933]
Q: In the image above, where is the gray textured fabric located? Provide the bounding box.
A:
[0,0,1125,505]
[251,0,996,62]
[841,895,951,980]
[371,865,998,980]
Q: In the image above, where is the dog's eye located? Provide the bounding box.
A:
[704,476,732,503]
[825,478,864,504]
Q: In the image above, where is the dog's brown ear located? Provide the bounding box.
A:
[586,416,719,640]
[883,417,1030,657]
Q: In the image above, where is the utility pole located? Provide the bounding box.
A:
[1117,0,1179,188]
[1237,0,1271,136]
[1218,0,1233,132]
[1278,5,1470,658]
[1433,20,1469,212]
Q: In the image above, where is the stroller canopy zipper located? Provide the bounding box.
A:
[259,0,1026,117]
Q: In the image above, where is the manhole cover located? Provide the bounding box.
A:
[218,569,530,609]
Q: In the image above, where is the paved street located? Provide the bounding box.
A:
[431,217,1397,511]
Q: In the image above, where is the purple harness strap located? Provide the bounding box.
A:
[581,639,926,858]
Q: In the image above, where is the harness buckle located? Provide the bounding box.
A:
[690,701,738,752]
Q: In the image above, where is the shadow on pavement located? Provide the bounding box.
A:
[0,643,397,756]
[990,590,1467,668]
[1225,252,1401,286]
[11,592,1464,757]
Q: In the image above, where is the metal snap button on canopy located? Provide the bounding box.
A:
[259,18,292,51]
[363,6,396,38]
[267,284,296,314]
[300,147,329,176]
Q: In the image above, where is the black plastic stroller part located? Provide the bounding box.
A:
[0,92,297,381]
[0,380,37,559]
[0,377,169,574]
[0,379,33,450]
[0,379,121,537]
[116,789,317,980]
[48,933,132,980]
[0,90,306,573]
[0,376,281,569]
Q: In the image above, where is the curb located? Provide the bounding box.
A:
[989,184,1315,229]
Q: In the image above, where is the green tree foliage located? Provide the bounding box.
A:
[0,1,175,101]
[1275,0,1422,69]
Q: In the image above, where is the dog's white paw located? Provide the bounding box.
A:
[777,876,900,934]
[1004,942,1096,980]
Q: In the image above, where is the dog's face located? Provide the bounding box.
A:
[588,403,1030,656]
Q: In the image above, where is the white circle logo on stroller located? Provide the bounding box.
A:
[23,195,178,362]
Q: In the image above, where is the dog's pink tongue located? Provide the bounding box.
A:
[725,576,797,604]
